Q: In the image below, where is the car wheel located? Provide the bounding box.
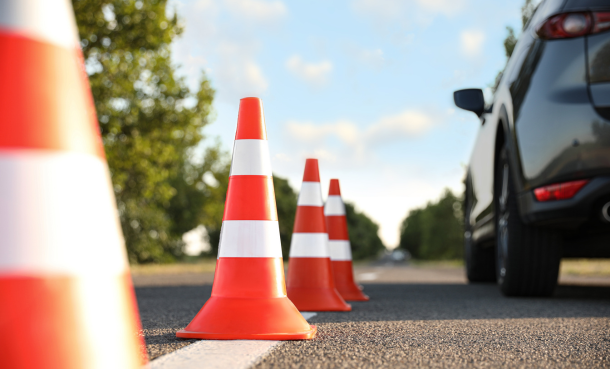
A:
[495,146,561,297]
[464,180,496,282]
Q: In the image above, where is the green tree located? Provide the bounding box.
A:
[345,202,386,260]
[398,208,424,259]
[273,175,298,258]
[503,26,518,58]
[398,189,463,260]
[168,141,231,257]
[73,0,221,263]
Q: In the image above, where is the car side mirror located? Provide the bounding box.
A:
[453,89,485,117]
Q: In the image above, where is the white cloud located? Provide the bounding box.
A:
[215,41,269,100]
[368,110,434,144]
[359,48,385,68]
[286,55,333,87]
[273,152,291,162]
[193,0,218,13]
[352,0,404,21]
[345,45,386,69]
[313,148,338,163]
[286,119,359,145]
[352,0,466,23]
[285,108,438,161]
[460,29,485,58]
[224,0,287,23]
[416,0,467,16]
[275,107,463,248]
[170,0,277,102]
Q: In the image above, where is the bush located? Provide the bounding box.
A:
[398,189,463,260]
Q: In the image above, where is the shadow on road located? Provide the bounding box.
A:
[555,284,610,300]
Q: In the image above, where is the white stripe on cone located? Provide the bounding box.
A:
[329,240,352,261]
[229,140,272,176]
[297,182,324,206]
[324,196,345,215]
[288,233,330,258]
[218,220,282,258]
[0,152,127,276]
[0,0,79,49]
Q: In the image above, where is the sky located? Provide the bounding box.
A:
[169,0,526,249]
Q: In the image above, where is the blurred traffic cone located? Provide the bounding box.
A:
[325,180,370,301]
[0,1,146,368]
[177,98,316,340]
[286,160,352,311]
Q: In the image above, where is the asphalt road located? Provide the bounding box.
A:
[134,265,610,367]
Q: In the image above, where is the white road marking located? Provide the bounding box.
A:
[150,312,317,369]
[357,272,378,281]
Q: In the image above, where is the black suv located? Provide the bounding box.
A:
[454,0,610,297]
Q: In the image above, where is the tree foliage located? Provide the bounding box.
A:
[168,141,230,257]
[503,26,518,59]
[345,202,386,260]
[398,189,463,260]
[273,176,299,258]
[73,0,224,263]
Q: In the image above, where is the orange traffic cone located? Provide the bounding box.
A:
[286,160,352,311]
[0,1,146,368]
[176,98,316,340]
[325,180,370,301]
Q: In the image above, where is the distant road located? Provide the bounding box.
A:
[134,264,610,367]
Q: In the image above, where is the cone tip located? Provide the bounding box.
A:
[240,97,261,102]
[302,158,320,182]
[236,97,266,140]
[329,179,341,195]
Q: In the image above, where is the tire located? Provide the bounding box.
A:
[495,146,561,297]
[464,180,496,282]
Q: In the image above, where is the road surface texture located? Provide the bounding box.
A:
[134,264,610,368]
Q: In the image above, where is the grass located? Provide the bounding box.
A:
[410,259,610,277]
[560,259,610,277]
[410,259,465,268]
[128,257,610,278]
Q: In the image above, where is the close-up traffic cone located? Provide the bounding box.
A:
[176,98,316,340]
[287,160,352,312]
[325,180,370,301]
[0,1,146,368]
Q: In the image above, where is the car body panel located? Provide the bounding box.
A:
[464,0,610,245]
[513,37,610,189]
[588,32,610,85]
[588,32,610,112]
[563,0,610,11]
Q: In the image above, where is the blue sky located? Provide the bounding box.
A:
[170,0,527,248]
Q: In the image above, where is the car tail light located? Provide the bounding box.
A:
[533,179,589,202]
[537,12,610,39]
